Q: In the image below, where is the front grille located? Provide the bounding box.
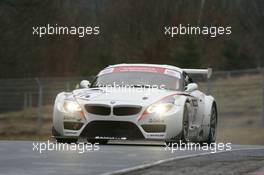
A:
[141,124,166,133]
[80,121,144,139]
[84,104,111,115]
[113,106,142,116]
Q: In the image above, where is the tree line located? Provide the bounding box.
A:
[0,0,263,78]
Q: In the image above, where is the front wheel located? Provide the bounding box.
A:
[205,104,217,144]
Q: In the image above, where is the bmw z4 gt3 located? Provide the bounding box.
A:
[52,64,217,144]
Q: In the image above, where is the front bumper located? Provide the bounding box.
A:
[53,103,184,141]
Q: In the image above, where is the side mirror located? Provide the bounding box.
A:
[80,80,90,88]
[185,83,198,92]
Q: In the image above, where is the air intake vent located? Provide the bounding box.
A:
[85,104,111,115]
[113,106,142,116]
[80,121,144,139]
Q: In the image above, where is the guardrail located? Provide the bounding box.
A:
[0,68,263,131]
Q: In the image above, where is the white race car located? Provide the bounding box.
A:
[52,64,217,144]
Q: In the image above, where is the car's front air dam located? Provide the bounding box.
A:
[80,121,145,140]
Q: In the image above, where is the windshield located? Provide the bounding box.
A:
[91,71,182,90]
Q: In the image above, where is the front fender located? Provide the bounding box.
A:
[53,92,67,136]
[166,95,189,140]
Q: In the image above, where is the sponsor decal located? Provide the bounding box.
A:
[164,69,181,78]
[95,136,127,140]
[113,66,165,73]
[65,131,78,134]
[147,133,165,137]
[99,66,181,78]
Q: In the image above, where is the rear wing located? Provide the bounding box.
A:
[182,68,212,78]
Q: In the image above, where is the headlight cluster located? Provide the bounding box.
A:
[146,103,173,114]
[58,100,85,119]
[144,96,175,115]
[63,101,82,113]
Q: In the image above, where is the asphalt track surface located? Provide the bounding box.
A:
[0,141,263,175]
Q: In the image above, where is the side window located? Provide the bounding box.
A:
[183,72,193,89]
[183,73,188,89]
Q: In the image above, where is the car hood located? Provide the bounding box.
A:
[71,87,179,106]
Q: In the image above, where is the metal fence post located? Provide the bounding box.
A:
[36,78,43,133]
[66,81,70,91]
[23,92,27,109]
[29,92,32,107]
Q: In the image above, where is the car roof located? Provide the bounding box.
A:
[105,63,183,73]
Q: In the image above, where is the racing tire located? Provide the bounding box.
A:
[181,104,190,143]
[52,126,61,137]
[205,103,217,144]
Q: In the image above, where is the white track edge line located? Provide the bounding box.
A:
[102,147,264,175]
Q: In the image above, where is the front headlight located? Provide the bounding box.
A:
[146,103,173,114]
[63,100,82,113]
[138,95,176,121]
